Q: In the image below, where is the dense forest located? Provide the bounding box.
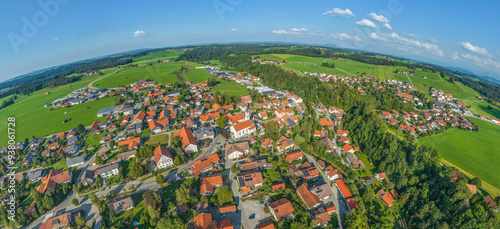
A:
[179,46,500,228]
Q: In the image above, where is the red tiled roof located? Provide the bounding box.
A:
[153,145,172,164]
[174,127,197,150]
[297,183,321,209]
[219,204,237,214]
[268,198,294,219]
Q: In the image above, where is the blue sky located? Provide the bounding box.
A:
[1,0,499,82]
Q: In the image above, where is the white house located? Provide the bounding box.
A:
[95,163,120,179]
[154,145,174,169]
[230,120,256,139]
[225,142,250,160]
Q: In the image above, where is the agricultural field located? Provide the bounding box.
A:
[418,118,500,197]
[211,78,248,96]
[132,50,184,64]
[259,53,500,119]
[186,68,211,83]
[0,69,119,146]
[94,61,185,88]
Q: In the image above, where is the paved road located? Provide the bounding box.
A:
[27,132,227,228]
[225,160,249,229]
[24,152,99,229]
[87,69,121,89]
[304,153,345,229]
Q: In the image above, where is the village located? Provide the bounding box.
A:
[1,62,498,229]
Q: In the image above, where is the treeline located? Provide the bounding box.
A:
[321,62,335,68]
[0,95,17,109]
[455,76,500,104]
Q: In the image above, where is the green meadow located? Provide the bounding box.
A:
[260,53,500,119]
[418,118,500,196]
[94,61,184,88]
[0,69,119,145]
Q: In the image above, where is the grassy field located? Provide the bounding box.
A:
[0,69,119,146]
[211,78,248,96]
[132,50,183,65]
[259,53,500,119]
[418,118,500,196]
[186,68,211,83]
[94,62,185,88]
[144,133,170,145]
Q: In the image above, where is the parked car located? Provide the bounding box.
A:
[249,213,255,219]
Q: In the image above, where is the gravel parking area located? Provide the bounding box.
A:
[240,198,274,228]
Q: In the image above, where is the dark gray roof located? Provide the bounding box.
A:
[66,155,85,166]
[95,162,120,176]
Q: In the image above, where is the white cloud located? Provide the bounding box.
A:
[459,42,491,57]
[99,44,104,47]
[53,38,58,41]
[329,33,363,42]
[196,32,200,35]
[408,33,419,39]
[497,51,500,57]
[231,28,238,31]
[367,13,389,23]
[368,32,443,56]
[451,52,459,60]
[461,53,500,69]
[323,8,354,17]
[133,30,147,37]
[428,38,438,44]
[291,28,308,32]
[271,28,324,36]
[355,19,377,28]
[368,33,389,41]
[272,29,289,35]
[382,23,392,30]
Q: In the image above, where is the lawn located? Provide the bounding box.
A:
[144,134,170,145]
[94,61,186,88]
[0,69,118,146]
[111,193,149,228]
[186,68,211,83]
[465,100,500,119]
[418,117,500,195]
[211,78,248,96]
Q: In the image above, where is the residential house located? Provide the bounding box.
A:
[153,145,174,169]
[297,183,321,209]
[174,127,199,153]
[237,171,264,190]
[200,174,223,195]
[37,169,72,194]
[66,156,85,167]
[285,150,303,163]
[191,153,220,174]
[225,141,250,160]
[268,198,294,220]
[377,189,395,207]
[118,136,141,149]
[276,136,294,152]
[108,197,134,213]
